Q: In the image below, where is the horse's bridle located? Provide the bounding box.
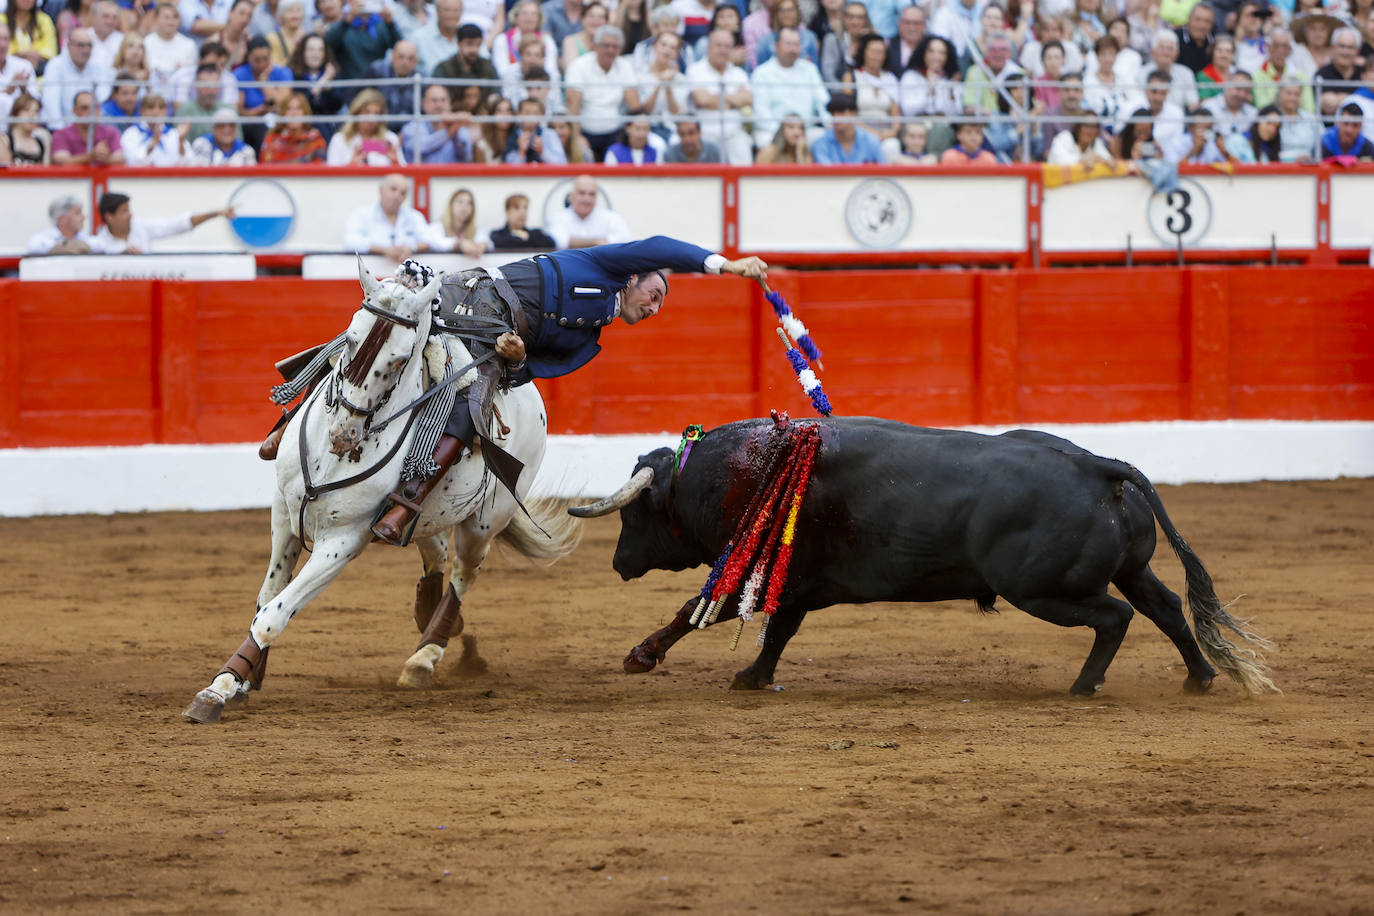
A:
[327,298,422,429]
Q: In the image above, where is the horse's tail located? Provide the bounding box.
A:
[497,496,584,564]
[1083,455,1279,695]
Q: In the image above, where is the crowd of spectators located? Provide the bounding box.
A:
[2,0,1373,169]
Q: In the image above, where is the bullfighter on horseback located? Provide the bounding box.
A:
[260,236,769,546]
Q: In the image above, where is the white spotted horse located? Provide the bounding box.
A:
[183,259,580,723]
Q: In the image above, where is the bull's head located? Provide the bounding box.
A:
[569,447,705,580]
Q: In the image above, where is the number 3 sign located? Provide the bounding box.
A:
[1146,178,1213,247]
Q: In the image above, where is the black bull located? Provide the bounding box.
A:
[573,417,1276,696]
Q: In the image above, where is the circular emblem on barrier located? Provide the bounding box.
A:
[227,178,297,249]
[844,178,913,249]
[542,178,615,227]
[1146,178,1212,248]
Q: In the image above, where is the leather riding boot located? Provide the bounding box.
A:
[259,399,305,461]
[371,435,466,546]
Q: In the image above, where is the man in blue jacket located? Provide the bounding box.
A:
[259,237,768,545]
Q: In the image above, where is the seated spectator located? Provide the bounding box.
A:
[1,23,38,116]
[963,31,1023,117]
[492,0,559,83]
[552,116,593,163]
[561,1,607,73]
[881,120,936,164]
[812,92,882,163]
[111,30,149,85]
[1033,40,1066,111]
[324,1,403,84]
[364,39,422,130]
[664,117,721,162]
[313,0,346,34]
[234,35,293,150]
[884,4,926,76]
[427,187,490,257]
[1232,1,1270,74]
[518,66,560,120]
[1291,11,1340,77]
[326,88,404,165]
[755,112,813,162]
[632,5,688,73]
[1317,27,1363,119]
[167,40,238,109]
[5,0,58,72]
[506,96,567,163]
[1040,71,1089,151]
[87,0,123,70]
[264,0,309,66]
[565,24,640,162]
[603,115,662,164]
[638,30,690,144]
[1148,30,1198,111]
[613,0,649,53]
[1196,35,1235,102]
[1020,16,1085,78]
[472,94,515,161]
[501,33,564,113]
[460,0,505,43]
[342,173,432,262]
[898,35,960,120]
[693,3,747,69]
[1163,107,1233,164]
[51,90,125,164]
[987,73,1045,162]
[1321,101,1374,160]
[1046,119,1114,166]
[750,25,830,149]
[970,2,1017,72]
[192,107,257,163]
[1117,69,1185,151]
[260,91,328,162]
[672,0,714,51]
[1083,35,1133,128]
[756,0,819,68]
[1203,71,1257,143]
[388,0,430,38]
[414,0,463,75]
[3,92,50,164]
[687,27,754,165]
[39,27,113,128]
[177,62,233,142]
[545,173,631,249]
[144,3,198,100]
[181,0,232,44]
[1101,17,1142,81]
[121,92,193,164]
[847,32,899,137]
[939,119,999,165]
[92,191,233,254]
[740,0,771,68]
[401,82,474,163]
[1118,113,1159,159]
[27,195,95,254]
[288,33,343,131]
[435,24,499,108]
[1225,105,1282,163]
[1253,28,1315,113]
[217,0,255,69]
[100,71,141,129]
[543,0,584,47]
[1173,2,1212,74]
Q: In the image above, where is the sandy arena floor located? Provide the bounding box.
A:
[2,478,1373,914]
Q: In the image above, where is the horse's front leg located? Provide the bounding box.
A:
[183,531,367,723]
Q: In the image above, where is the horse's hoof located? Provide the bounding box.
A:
[1183,675,1214,694]
[397,663,437,690]
[182,689,225,724]
[623,645,659,674]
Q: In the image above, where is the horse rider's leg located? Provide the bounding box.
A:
[183,532,367,723]
[259,397,305,461]
[371,435,466,546]
[412,532,452,632]
[398,517,493,688]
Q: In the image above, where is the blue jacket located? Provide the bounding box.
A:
[517,236,714,380]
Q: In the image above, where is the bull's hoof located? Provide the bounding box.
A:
[182,689,226,724]
[1183,675,1214,694]
[729,670,773,691]
[623,645,660,674]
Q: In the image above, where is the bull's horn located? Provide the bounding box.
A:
[567,467,654,518]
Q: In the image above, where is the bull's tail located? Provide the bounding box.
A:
[497,496,584,564]
[1089,456,1280,695]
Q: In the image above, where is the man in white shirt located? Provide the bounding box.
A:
[179,0,233,43]
[39,28,115,129]
[686,28,753,165]
[750,27,830,148]
[929,0,982,61]
[146,2,201,99]
[1202,71,1258,142]
[1149,30,1199,112]
[565,25,641,162]
[89,1,125,69]
[27,196,98,255]
[545,173,632,249]
[343,173,435,263]
[413,0,463,75]
[93,191,234,254]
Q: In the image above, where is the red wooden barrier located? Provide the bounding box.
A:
[1,266,1371,449]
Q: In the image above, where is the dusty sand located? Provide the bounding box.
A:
[2,478,1373,914]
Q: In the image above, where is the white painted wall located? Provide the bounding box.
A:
[2,421,1370,517]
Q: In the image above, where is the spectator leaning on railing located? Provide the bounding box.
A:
[93,191,233,254]
[342,172,431,261]
[27,195,96,255]
[750,25,831,150]
[50,89,125,164]
[191,106,256,163]
[259,91,328,162]
[564,23,639,162]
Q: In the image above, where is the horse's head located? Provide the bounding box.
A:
[327,257,440,456]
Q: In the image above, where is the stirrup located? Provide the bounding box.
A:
[370,491,426,547]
